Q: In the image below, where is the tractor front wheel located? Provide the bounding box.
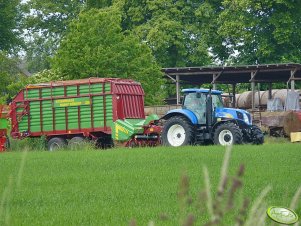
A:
[213,122,243,145]
[250,125,264,144]
[162,116,194,147]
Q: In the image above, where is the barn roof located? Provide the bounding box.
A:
[162,63,301,84]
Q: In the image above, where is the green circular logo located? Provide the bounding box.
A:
[267,206,299,225]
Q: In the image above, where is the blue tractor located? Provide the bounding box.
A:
[161,88,264,146]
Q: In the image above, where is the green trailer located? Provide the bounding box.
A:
[10,78,161,150]
[0,105,9,151]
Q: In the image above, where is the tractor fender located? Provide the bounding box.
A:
[161,109,198,125]
[213,119,251,132]
[212,119,238,131]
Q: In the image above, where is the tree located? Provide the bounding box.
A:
[52,6,165,105]
[0,52,28,104]
[0,0,22,51]
[196,0,301,64]
[121,0,212,67]
[86,0,112,9]
[84,0,212,67]
[21,0,86,73]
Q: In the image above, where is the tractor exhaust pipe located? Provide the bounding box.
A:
[206,87,213,131]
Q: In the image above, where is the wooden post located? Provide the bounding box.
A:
[212,73,217,90]
[251,71,256,110]
[257,83,261,108]
[268,83,272,100]
[251,81,255,110]
[176,75,180,105]
[291,70,295,91]
[213,83,217,90]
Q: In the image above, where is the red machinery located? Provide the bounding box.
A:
[8,78,162,150]
[0,105,9,152]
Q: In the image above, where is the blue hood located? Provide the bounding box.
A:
[215,107,252,125]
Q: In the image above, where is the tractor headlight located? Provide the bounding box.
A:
[243,113,249,124]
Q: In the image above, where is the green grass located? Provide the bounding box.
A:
[0,143,301,225]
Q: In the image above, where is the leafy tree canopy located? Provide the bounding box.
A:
[21,0,86,73]
[52,6,165,105]
[197,0,301,64]
[0,0,22,51]
[0,52,27,103]
[120,0,212,67]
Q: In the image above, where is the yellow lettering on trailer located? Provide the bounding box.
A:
[54,97,90,108]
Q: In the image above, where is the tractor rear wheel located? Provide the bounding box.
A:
[213,122,243,145]
[162,116,194,147]
[47,137,67,151]
[250,125,264,144]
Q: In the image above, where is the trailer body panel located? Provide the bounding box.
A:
[10,78,145,139]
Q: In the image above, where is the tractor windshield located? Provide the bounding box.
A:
[212,94,224,108]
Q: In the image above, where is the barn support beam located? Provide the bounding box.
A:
[268,83,272,100]
[290,68,297,91]
[176,75,180,105]
[251,82,255,110]
[212,72,222,90]
[213,83,217,90]
[257,83,261,107]
[250,71,258,110]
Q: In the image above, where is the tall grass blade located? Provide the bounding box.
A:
[245,186,271,226]
[203,166,214,221]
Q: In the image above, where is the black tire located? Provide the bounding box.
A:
[213,122,243,145]
[47,137,67,151]
[162,116,195,147]
[68,136,85,150]
[250,125,264,145]
[96,136,114,149]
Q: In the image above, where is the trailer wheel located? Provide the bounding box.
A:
[47,137,67,151]
[214,122,243,145]
[250,125,264,145]
[162,116,194,147]
[69,137,85,150]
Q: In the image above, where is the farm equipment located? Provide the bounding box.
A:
[161,89,264,146]
[0,105,9,152]
[9,78,161,151]
[261,111,301,137]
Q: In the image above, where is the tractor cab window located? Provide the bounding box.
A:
[183,92,206,124]
[212,94,224,108]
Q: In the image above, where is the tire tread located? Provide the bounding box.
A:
[213,121,243,145]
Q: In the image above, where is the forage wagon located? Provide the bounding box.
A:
[9,78,161,150]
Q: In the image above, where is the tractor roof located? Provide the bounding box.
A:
[182,88,223,95]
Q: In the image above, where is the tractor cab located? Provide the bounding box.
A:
[182,89,223,124]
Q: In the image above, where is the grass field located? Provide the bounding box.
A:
[0,143,301,225]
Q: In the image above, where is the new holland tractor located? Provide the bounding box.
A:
[161,88,264,146]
